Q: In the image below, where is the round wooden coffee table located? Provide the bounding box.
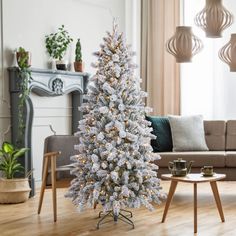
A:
[161,173,226,233]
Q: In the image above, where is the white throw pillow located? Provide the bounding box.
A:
[168,115,209,152]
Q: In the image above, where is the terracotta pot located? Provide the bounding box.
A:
[16,51,31,67]
[0,178,31,204]
[74,61,84,72]
[56,60,68,71]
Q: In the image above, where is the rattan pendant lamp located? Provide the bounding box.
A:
[166,26,203,63]
[195,0,233,38]
[219,34,236,72]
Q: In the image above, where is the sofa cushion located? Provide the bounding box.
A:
[146,116,173,152]
[225,152,236,167]
[204,120,226,151]
[226,120,236,151]
[156,151,226,168]
[168,115,209,151]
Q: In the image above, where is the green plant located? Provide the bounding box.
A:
[75,38,82,62]
[0,142,29,179]
[45,25,73,60]
[17,47,30,69]
[17,47,31,146]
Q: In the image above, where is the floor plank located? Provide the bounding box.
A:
[1,181,236,236]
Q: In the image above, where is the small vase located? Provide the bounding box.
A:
[56,60,68,71]
[51,59,57,70]
[12,51,18,67]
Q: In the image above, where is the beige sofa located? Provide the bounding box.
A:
[155,120,236,180]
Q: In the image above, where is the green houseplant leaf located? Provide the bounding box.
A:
[45,25,73,60]
[2,142,14,154]
[0,142,29,179]
[75,38,82,62]
[13,148,29,159]
[16,46,31,146]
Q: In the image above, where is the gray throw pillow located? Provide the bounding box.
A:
[168,115,209,152]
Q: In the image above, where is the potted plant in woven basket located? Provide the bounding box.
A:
[74,38,84,72]
[0,142,31,204]
[45,25,73,70]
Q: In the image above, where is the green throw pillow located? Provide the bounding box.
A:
[146,116,173,152]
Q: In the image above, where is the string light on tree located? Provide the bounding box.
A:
[66,20,165,229]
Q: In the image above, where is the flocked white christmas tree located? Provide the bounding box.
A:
[66,21,164,227]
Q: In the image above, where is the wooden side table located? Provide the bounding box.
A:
[161,173,226,233]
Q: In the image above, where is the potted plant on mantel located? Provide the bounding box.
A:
[0,142,31,203]
[74,38,84,72]
[16,46,31,147]
[45,25,73,70]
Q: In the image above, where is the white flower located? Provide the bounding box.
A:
[119,130,126,138]
[122,171,129,184]
[76,144,85,153]
[114,186,121,192]
[105,122,114,132]
[140,91,148,98]
[108,61,113,67]
[90,127,98,134]
[103,82,114,94]
[118,104,125,111]
[114,65,121,73]
[144,107,153,113]
[132,143,139,150]
[99,106,109,114]
[110,94,118,101]
[101,162,107,169]
[135,160,143,168]
[97,170,108,177]
[115,121,123,130]
[111,171,118,181]
[126,133,138,142]
[118,158,126,167]
[117,137,122,145]
[121,185,129,197]
[105,143,113,151]
[115,72,120,78]
[107,152,115,161]
[97,132,104,141]
[126,161,132,169]
[91,154,99,163]
[112,54,119,62]
[93,189,99,200]
[92,163,100,172]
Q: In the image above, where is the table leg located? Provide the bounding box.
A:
[194,183,197,233]
[162,180,178,223]
[210,181,225,222]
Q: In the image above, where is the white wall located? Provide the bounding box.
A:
[125,0,141,76]
[213,0,236,119]
[0,0,132,182]
[181,0,236,120]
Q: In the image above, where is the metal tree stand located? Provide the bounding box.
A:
[97,209,134,229]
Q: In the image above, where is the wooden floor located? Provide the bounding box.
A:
[1,181,236,236]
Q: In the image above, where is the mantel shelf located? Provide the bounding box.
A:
[8,66,90,77]
[8,67,90,97]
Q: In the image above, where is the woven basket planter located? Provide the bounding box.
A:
[0,178,31,204]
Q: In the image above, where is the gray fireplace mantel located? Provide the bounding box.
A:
[8,67,89,196]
